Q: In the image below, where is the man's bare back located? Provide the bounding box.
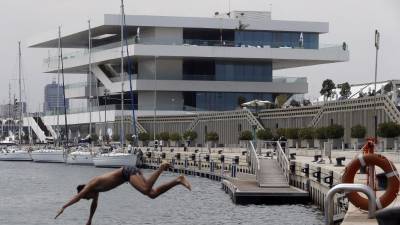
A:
[55,163,191,225]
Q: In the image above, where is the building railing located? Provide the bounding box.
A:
[43,36,345,66]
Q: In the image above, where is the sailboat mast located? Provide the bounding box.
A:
[88,20,93,142]
[18,41,22,144]
[120,0,125,146]
[57,27,61,145]
[59,27,69,146]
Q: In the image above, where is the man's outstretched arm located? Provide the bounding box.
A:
[55,180,97,219]
[86,195,99,225]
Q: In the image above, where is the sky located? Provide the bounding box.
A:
[0,0,399,111]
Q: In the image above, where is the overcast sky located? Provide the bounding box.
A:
[0,0,399,111]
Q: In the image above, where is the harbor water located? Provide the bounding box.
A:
[0,161,324,225]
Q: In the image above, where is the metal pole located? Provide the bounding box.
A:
[88,20,92,139]
[56,26,61,146]
[104,90,108,145]
[18,41,22,145]
[60,27,69,146]
[153,56,157,142]
[324,184,376,225]
[374,30,380,142]
[120,0,125,147]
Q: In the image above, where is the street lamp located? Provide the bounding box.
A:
[374,30,380,141]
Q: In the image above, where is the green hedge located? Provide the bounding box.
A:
[299,128,314,140]
[206,132,219,141]
[169,132,181,142]
[378,122,400,138]
[256,128,273,140]
[351,125,366,139]
[183,130,198,141]
[286,128,300,139]
[314,127,327,139]
[326,124,344,139]
[239,130,253,140]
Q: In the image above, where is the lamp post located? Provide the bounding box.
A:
[374,30,380,142]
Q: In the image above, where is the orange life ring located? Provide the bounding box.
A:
[342,154,399,210]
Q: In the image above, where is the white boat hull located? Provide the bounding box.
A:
[93,154,137,168]
[66,152,94,165]
[31,150,65,163]
[0,151,32,161]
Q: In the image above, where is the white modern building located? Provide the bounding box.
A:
[27,11,349,141]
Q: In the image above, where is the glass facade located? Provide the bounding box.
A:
[183,60,272,82]
[183,92,272,111]
[235,31,319,49]
[215,61,272,82]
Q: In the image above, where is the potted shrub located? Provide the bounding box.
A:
[299,127,315,148]
[183,130,198,147]
[350,125,366,149]
[256,128,273,149]
[138,132,150,146]
[169,132,181,147]
[378,122,400,150]
[239,130,253,147]
[256,128,273,140]
[326,124,344,149]
[286,128,300,148]
[158,132,170,147]
[314,127,327,149]
[206,131,219,148]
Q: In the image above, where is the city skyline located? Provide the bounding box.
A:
[0,0,399,111]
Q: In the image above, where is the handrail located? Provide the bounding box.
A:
[275,141,290,183]
[324,184,376,225]
[248,140,260,185]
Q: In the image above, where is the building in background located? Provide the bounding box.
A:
[0,101,26,119]
[43,80,69,114]
[30,11,349,113]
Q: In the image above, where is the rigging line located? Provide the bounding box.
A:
[122,6,138,141]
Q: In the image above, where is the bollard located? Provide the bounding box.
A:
[323,171,334,188]
[301,164,310,177]
[219,154,225,162]
[184,158,189,168]
[290,161,296,174]
[210,161,215,173]
[231,162,237,178]
[313,167,321,183]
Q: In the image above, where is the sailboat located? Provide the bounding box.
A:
[93,0,138,168]
[0,42,32,161]
[31,27,66,163]
[66,20,95,165]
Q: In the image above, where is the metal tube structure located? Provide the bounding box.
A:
[324,184,376,225]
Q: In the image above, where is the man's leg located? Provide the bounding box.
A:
[130,175,191,199]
